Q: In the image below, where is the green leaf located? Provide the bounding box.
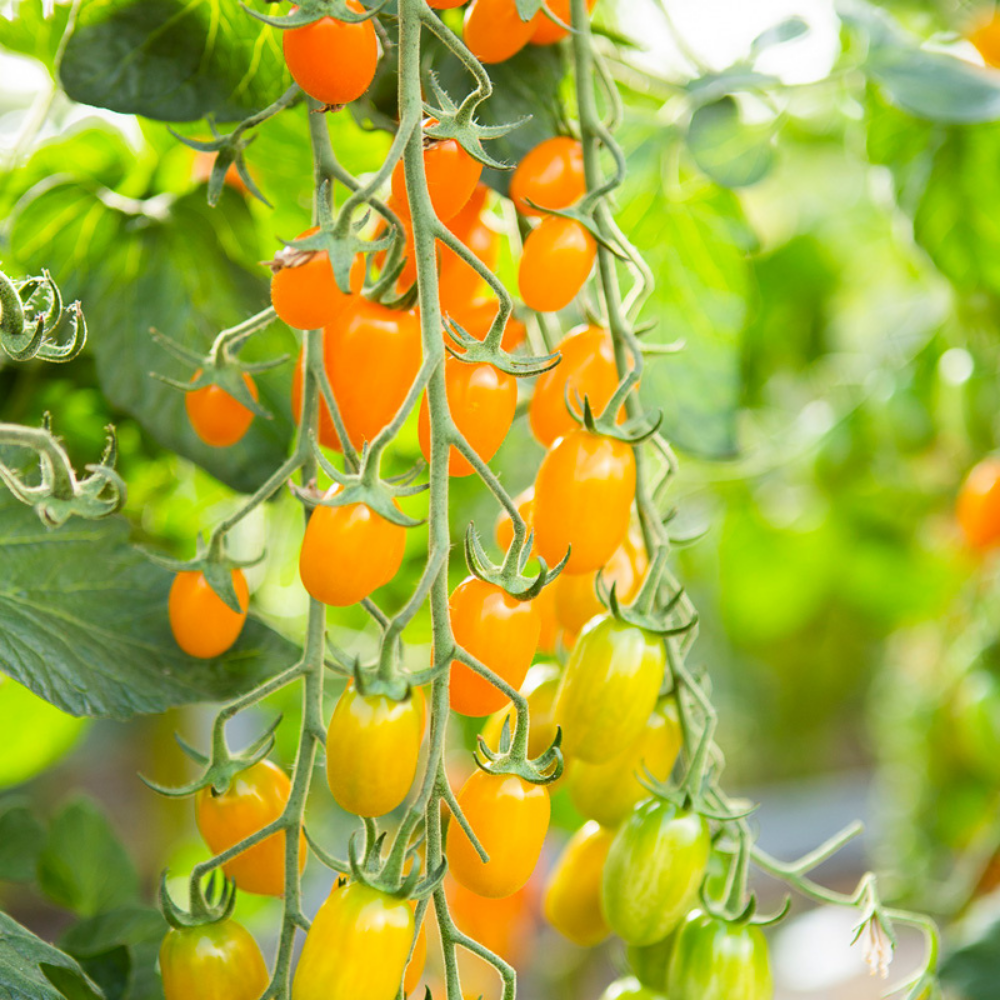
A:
[0,0,71,70]
[941,909,1000,1000]
[686,97,776,188]
[749,16,809,57]
[0,801,46,882]
[37,797,139,917]
[0,488,299,720]
[59,0,291,123]
[0,911,103,1000]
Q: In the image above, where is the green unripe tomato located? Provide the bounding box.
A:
[627,934,675,991]
[599,976,665,1000]
[602,799,710,946]
[668,910,773,1000]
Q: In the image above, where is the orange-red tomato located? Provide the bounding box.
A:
[447,769,550,897]
[446,876,537,964]
[533,428,636,574]
[449,576,541,716]
[282,2,379,106]
[292,298,423,451]
[971,16,1000,67]
[528,0,597,44]
[185,370,257,448]
[169,569,249,659]
[270,228,364,331]
[464,0,535,63]
[392,135,483,223]
[418,357,517,477]
[494,486,534,552]
[509,137,586,216]
[299,489,407,606]
[958,458,1000,551]
[519,216,596,313]
[440,185,500,304]
[529,324,619,446]
[195,759,306,897]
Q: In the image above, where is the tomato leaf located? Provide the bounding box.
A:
[686,97,776,189]
[0,0,71,70]
[0,800,46,883]
[940,907,1000,1000]
[0,489,299,719]
[58,0,291,123]
[0,911,103,1000]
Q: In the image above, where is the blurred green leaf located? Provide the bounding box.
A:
[0,800,45,882]
[687,97,775,188]
[0,911,103,1000]
[941,906,1000,1000]
[749,16,810,57]
[0,0,70,69]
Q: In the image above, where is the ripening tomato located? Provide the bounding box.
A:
[554,614,665,762]
[957,458,1000,550]
[292,298,423,451]
[519,216,596,313]
[191,151,249,194]
[447,876,536,964]
[418,358,517,477]
[293,882,414,1000]
[270,228,364,331]
[449,577,541,716]
[494,486,534,553]
[159,918,269,1000]
[529,325,618,446]
[627,936,677,993]
[528,0,597,44]
[544,821,615,947]
[510,137,586,217]
[195,759,306,897]
[169,569,249,659]
[404,920,427,995]
[667,911,773,1000]
[392,135,483,223]
[599,977,662,1000]
[186,371,257,448]
[971,16,1000,68]
[282,3,379,106]
[299,489,406,606]
[568,701,681,826]
[481,663,561,759]
[373,196,420,291]
[535,582,561,655]
[447,769,550,897]
[440,184,500,302]
[326,686,423,817]
[534,428,636,574]
[464,0,534,63]
[602,799,710,946]
[554,532,646,636]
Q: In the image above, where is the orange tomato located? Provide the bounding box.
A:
[185,370,257,448]
[168,569,249,659]
[528,0,597,44]
[509,137,586,216]
[446,876,537,964]
[191,151,249,194]
[971,15,1000,68]
[494,486,534,552]
[958,458,1000,550]
[392,134,483,223]
[404,920,427,995]
[535,582,561,655]
[519,216,596,313]
[463,0,535,63]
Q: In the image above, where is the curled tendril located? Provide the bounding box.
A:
[159,869,237,929]
[0,268,87,364]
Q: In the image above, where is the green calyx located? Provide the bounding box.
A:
[344,820,446,901]
[572,371,661,445]
[0,268,87,364]
[159,870,237,930]
[599,548,697,636]
[445,318,561,378]
[475,716,564,785]
[464,521,567,600]
[243,0,389,30]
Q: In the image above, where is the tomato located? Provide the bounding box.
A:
[429,0,466,7]
[568,701,681,826]
[195,759,306,897]
[443,296,527,353]
[599,977,663,1000]
[463,0,535,63]
[292,298,422,451]
[544,821,614,947]
[667,911,773,1000]
[518,216,596,313]
[404,920,427,995]
[282,3,379,106]
[191,151,249,195]
[293,882,414,1000]
[392,135,483,223]
[957,458,1000,550]
[418,358,517,477]
[535,582,561,655]
[447,769,550,897]
[528,0,597,44]
[534,428,636,574]
[325,686,423,817]
[529,325,618,447]
[159,918,268,1000]
[494,487,533,553]
[440,184,499,295]
[169,569,249,660]
[627,936,677,992]
[602,799,710,946]
[509,137,586,217]
[971,16,1000,68]
[299,489,406,606]
[270,228,364,331]
[554,615,665,763]
[185,371,257,448]
[448,577,541,716]
[447,876,536,964]
[373,196,420,292]
[480,662,561,759]
[554,533,645,636]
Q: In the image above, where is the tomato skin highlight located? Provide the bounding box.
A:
[667,911,774,1000]
[449,576,541,717]
[463,0,535,63]
[186,371,257,448]
[418,358,517,477]
[169,569,249,659]
[282,3,379,106]
[568,700,681,826]
[533,428,636,574]
[392,137,483,223]
[299,491,406,606]
[447,769,550,898]
[602,799,711,946]
[544,820,615,946]
[519,216,596,313]
[510,137,586,217]
[195,759,307,897]
[293,882,415,1000]
[957,457,1000,550]
[599,977,662,1000]
[159,919,269,1000]
[325,686,423,817]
